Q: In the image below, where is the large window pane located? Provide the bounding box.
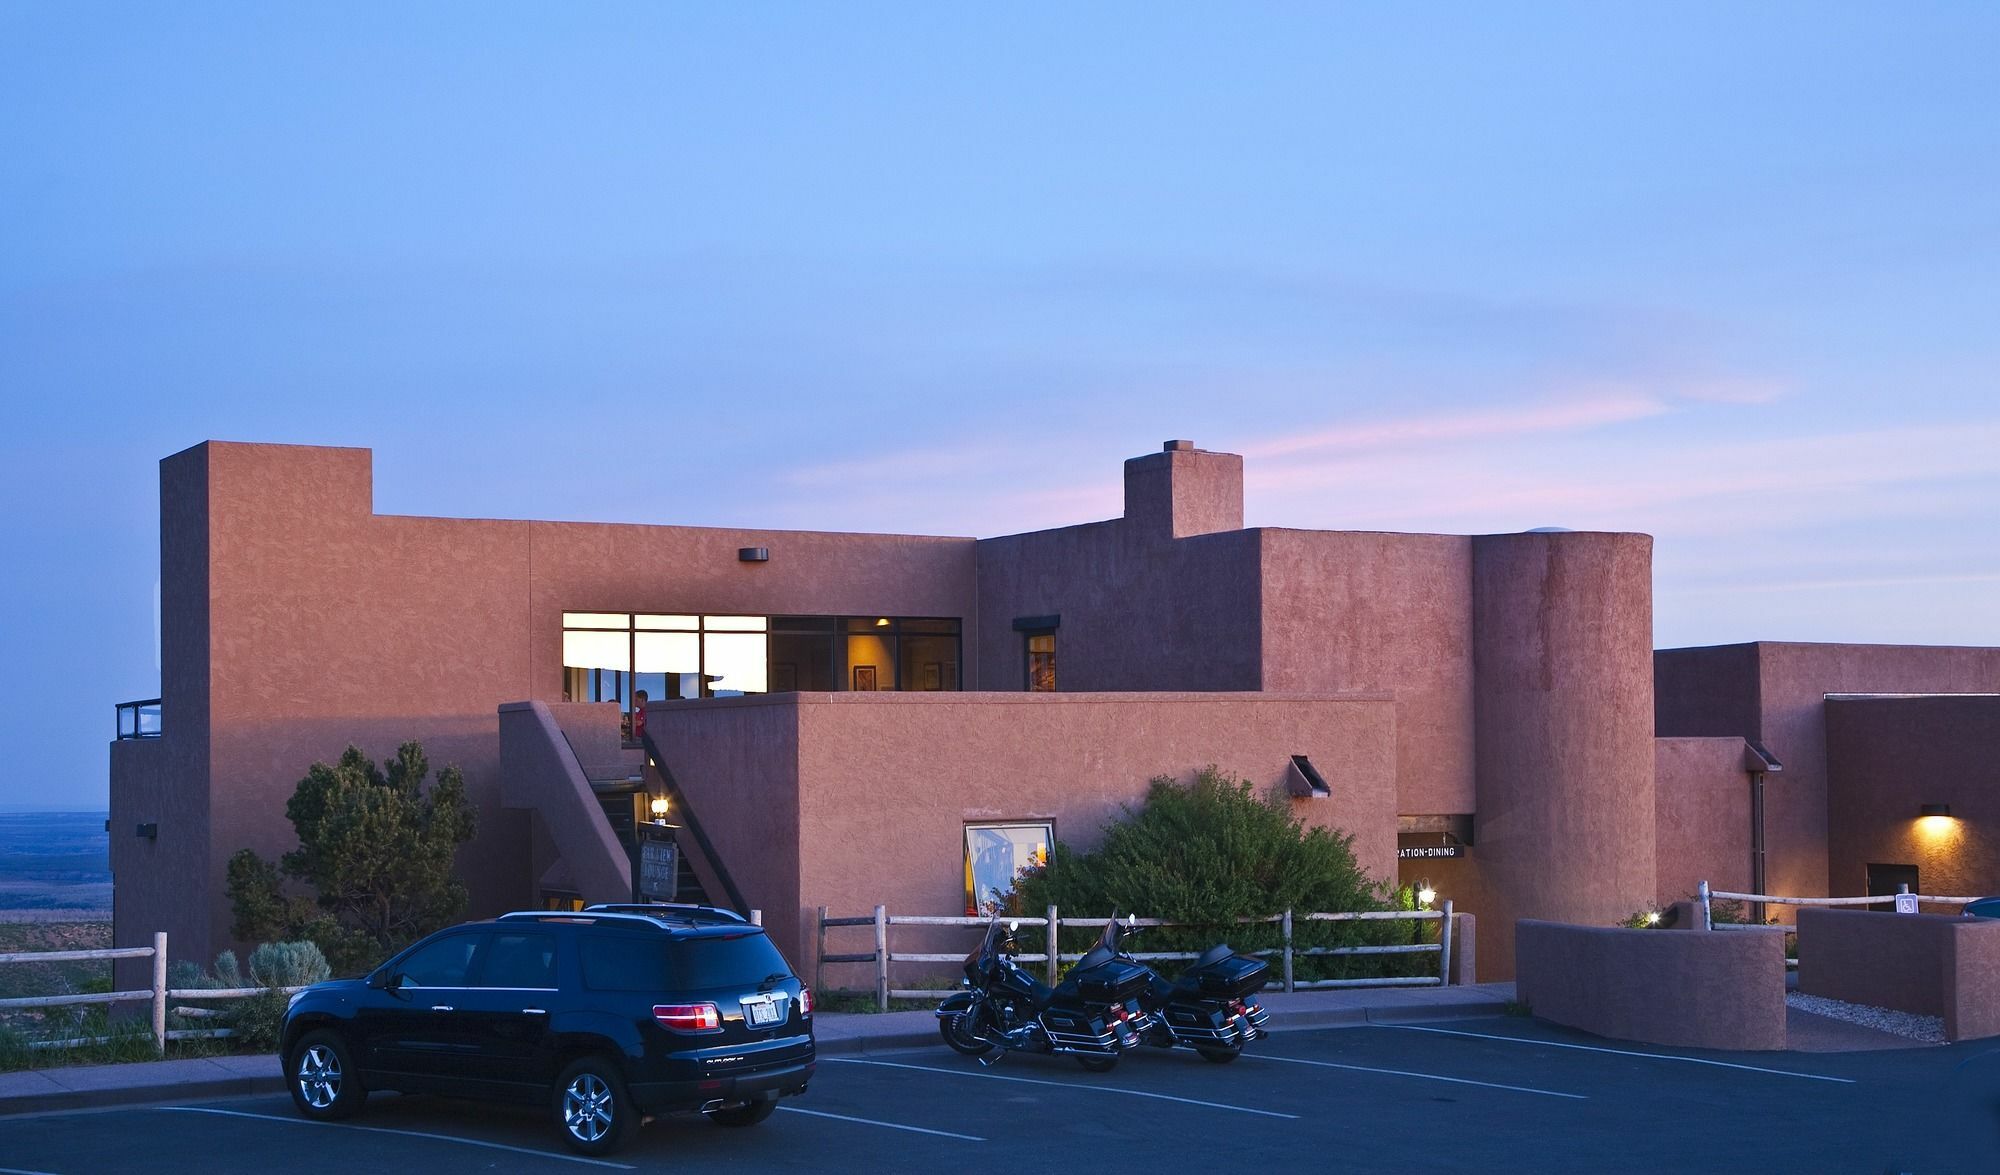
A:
[705,632,768,694]
[563,629,630,671]
[844,633,894,691]
[704,615,767,632]
[769,633,834,691]
[900,634,959,691]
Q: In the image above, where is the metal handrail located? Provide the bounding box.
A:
[115,698,162,740]
[639,730,752,918]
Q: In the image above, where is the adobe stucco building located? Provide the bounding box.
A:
[109,439,2000,981]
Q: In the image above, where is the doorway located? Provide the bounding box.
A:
[1865,862,1919,910]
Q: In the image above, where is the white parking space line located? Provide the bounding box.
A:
[823,1057,1300,1119]
[1379,1024,1858,1085]
[157,1106,636,1169]
[1247,1053,1587,1100]
[778,1105,986,1141]
[0,1165,64,1175]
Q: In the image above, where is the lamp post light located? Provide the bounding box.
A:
[650,796,670,825]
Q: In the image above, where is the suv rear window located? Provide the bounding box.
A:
[581,932,791,991]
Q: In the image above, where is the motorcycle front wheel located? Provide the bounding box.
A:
[939,1011,996,1057]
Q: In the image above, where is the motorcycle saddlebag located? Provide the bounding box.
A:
[1073,957,1152,1004]
[1186,952,1269,1000]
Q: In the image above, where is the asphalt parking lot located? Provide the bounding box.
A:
[2,1018,1996,1174]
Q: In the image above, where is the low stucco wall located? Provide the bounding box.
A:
[1796,907,2000,1041]
[655,690,1399,979]
[1516,920,1787,1051]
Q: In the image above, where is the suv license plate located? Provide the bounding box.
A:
[746,1000,780,1027]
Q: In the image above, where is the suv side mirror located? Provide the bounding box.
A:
[368,969,400,991]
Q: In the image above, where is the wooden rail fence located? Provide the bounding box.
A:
[0,932,306,1055]
[817,903,1456,1011]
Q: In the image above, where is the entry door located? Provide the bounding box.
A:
[1865,863,1919,910]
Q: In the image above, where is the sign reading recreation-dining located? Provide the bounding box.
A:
[1398,844,1463,859]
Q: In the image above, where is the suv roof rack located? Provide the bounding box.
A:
[496,910,688,930]
[584,902,751,925]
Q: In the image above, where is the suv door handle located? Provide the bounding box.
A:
[431,1004,455,1012]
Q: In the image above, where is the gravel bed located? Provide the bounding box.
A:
[1786,991,1945,1043]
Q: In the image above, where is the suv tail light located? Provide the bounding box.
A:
[799,986,813,1016]
[654,1003,722,1033]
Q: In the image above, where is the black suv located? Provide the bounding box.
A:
[279,905,814,1155]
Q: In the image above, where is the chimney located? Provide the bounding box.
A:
[1122,440,1244,540]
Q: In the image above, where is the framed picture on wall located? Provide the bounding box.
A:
[852,665,877,691]
[921,661,942,691]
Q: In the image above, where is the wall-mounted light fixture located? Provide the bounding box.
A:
[738,547,769,563]
[874,617,890,627]
[1416,884,1437,909]
[650,796,670,824]
[1920,803,1953,819]
[136,822,158,840]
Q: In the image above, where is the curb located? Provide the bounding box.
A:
[0,1073,287,1118]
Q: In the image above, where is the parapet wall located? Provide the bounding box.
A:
[1796,907,2000,1041]
[1516,920,1787,1051]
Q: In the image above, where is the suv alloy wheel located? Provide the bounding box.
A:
[555,1056,638,1155]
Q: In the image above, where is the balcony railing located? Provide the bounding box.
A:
[116,698,162,740]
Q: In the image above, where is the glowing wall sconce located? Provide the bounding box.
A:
[1919,804,1953,819]
[650,796,671,824]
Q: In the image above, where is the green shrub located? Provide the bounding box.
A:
[1012,766,1409,981]
[248,941,330,988]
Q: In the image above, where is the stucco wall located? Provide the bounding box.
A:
[1796,907,2000,1041]
[1825,696,2000,901]
[654,691,1398,978]
[111,446,213,982]
[1656,642,2000,904]
[1470,532,1656,980]
[133,440,981,962]
[1516,919,1787,1050]
[1654,737,1752,906]
[1258,530,1476,817]
[973,522,1263,694]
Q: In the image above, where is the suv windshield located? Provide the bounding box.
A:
[582,932,791,991]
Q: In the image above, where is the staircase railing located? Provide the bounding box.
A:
[638,730,751,916]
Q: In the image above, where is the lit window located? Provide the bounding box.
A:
[1025,632,1056,692]
[964,823,1053,916]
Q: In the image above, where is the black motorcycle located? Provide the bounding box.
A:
[935,918,1154,1071]
[1103,915,1271,1063]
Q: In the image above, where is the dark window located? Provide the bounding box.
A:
[1025,631,1056,692]
[397,933,483,987]
[476,932,558,988]
[581,932,791,991]
[581,936,663,991]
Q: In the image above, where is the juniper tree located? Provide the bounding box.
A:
[226,742,476,975]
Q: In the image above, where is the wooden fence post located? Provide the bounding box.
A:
[1046,906,1060,983]
[815,906,828,996]
[1698,880,1713,931]
[873,904,889,1013]
[1282,910,1295,994]
[151,932,168,1056]
[1438,901,1454,985]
